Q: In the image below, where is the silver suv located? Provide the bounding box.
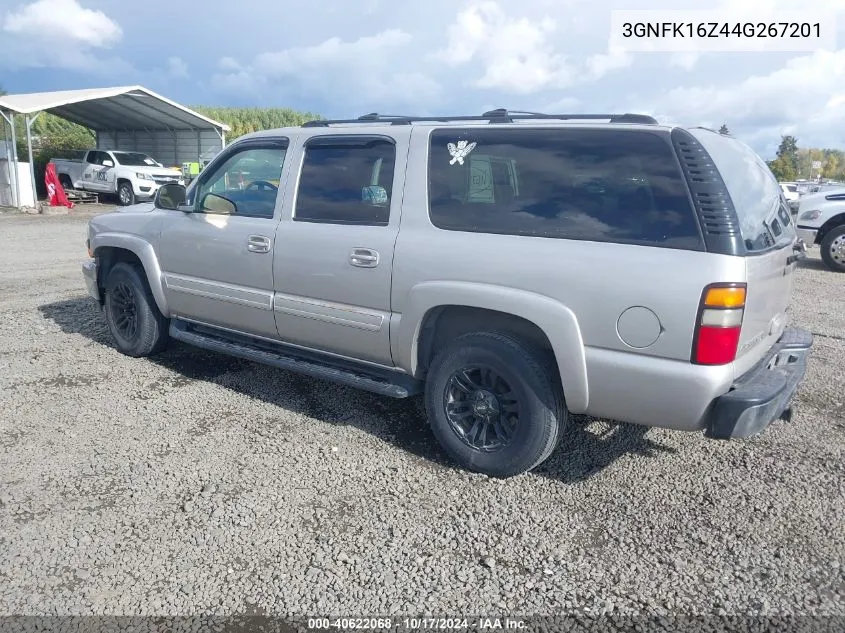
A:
[82,110,813,477]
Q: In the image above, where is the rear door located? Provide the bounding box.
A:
[272,131,408,366]
[690,129,798,374]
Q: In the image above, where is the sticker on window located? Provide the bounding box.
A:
[361,185,389,205]
[447,141,477,166]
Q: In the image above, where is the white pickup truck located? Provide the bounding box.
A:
[50,150,184,206]
[794,187,845,272]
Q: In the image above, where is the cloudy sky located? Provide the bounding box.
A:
[0,0,843,158]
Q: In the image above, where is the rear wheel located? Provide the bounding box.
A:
[58,175,73,191]
[820,225,845,272]
[424,331,567,478]
[103,262,169,357]
[118,181,135,206]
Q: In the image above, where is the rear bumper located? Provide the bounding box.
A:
[706,326,813,439]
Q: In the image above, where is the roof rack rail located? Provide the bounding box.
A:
[302,109,659,127]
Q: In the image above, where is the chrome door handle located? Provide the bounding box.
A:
[349,248,379,268]
[247,235,271,253]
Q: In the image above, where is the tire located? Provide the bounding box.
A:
[117,181,135,206]
[424,331,567,478]
[103,262,169,357]
[59,175,73,191]
[820,225,845,272]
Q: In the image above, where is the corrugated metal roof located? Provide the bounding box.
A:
[0,85,230,132]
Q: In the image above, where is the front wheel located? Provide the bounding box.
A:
[820,225,845,272]
[424,332,567,478]
[103,262,169,357]
[117,182,135,206]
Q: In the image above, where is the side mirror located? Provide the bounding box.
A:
[102,159,114,168]
[200,193,236,215]
[155,183,188,211]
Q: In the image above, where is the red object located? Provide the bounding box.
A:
[693,326,742,365]
[45,163,74,209]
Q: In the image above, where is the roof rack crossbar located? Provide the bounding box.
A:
[302,109,659,127]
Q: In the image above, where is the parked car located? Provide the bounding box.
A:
[81,110,813,477]
[51,150,184,206]
[780,182,800,203]
[794,187,845,272]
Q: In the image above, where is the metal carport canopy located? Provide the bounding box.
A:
[0,85,231,208]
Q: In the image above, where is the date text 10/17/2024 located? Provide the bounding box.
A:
[307,618,527,630]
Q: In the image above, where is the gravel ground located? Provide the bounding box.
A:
[0,211,843,623]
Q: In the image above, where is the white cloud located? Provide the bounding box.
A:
[0,0,125,73]
[218,57,241,72]
[669,53,701,70]
[436,1,633,93]
[3,0,122,47]
[436,1,574,93]
[166,56,189,79]
[541,96,581,112]
[212,30,442,109]
[584,47,632,80]
[650,49,845,156]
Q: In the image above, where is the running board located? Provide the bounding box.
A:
[169,320,421,398]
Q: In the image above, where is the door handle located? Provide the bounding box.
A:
[247,235,271,253]
[349,247,379,268]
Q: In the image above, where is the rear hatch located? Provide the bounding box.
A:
[688,129,798,375]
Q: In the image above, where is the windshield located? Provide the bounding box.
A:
[112,152,161,167]
[689,128,793,252]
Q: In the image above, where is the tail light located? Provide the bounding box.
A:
[692,283,746,365]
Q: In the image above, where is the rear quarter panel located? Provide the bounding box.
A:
[391,126,745,426]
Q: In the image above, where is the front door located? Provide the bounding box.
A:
[272,132,408,366]
[157,138,292,340]
[82,151,110,192]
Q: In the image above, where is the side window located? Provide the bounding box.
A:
[428,128,703,249]
[688,128,793,252]
[86,151,100,165]
[294,137,395,226]
[192,143,287,218]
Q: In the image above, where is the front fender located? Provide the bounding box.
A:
[91,232,169,316]
[395,282,589,413]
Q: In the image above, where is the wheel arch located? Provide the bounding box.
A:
[93,234,169,315]
[395,282,589,413]
[817,213,845,243]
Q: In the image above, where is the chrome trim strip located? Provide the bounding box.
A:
[273,292,384,332]
[163,273,273,310]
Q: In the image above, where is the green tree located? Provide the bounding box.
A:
[775,135,799,176]
[718,123,730,135]
[192,106,321,140]
[822,152,841,179]
[767,154,797,181]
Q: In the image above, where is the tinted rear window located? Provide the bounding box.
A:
[427,128,702,249]
[688,128,793,251]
